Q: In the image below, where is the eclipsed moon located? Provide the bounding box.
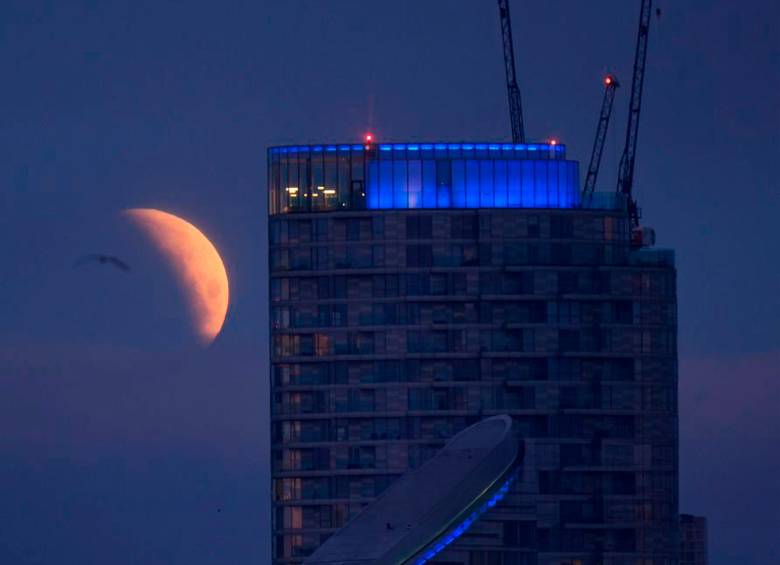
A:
[123,208,229,346]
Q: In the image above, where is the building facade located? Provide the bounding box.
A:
[268,142,679,564]
[679,514,707,565]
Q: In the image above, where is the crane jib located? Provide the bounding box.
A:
[497,0,525,144]
[617,0,653,228]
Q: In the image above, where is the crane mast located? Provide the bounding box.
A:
[617,0,653,227]
[583,75,619,199]
[497,0,525,143]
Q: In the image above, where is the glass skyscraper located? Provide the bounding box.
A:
[268,141,678,564]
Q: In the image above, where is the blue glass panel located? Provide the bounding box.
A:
[548,161,560,207]
[568,161,580,207]
[407,160,422,208]
[394,160,408,208]
[507,160,522,206]
[379,160,393,208]
[534,160,548,207]
[436,160,452,207]
[559,160,568,205]
[366,161,380,208]
[280,142,580,211]
[465,160,480,208]
[521,161,535,207]
[494,160,508,207]
[422,160,437,208]
[479,160,494,207]
[451,160,466,208]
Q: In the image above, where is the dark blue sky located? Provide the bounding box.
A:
[1,1,777,563]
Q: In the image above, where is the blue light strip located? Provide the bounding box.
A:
[413,470,519,565]
[269,142,567,155]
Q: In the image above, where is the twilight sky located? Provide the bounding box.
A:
[1,1,778,563]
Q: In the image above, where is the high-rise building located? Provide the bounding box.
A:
[679,514,708,565]
[268,141,679,564]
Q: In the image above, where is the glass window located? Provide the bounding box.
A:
[372,216,384,239]
[379,160,393,208]
[393,159,408,208]
[311,154,324,211]
[534,160,549,207]
[366,160,380,209]
[521,160,535,207]
[479,159,494,207]
[407,160,422,208]
[507,160,522,206]
[435,160,451,206]
[338,154,351,208]
[406,244,433,267]
[465,160,480,208]
[422,160,437,208]
[406,215,433,239]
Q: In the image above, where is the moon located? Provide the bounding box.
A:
[123,208,229,346]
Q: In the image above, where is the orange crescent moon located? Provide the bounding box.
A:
[123,208,229,346]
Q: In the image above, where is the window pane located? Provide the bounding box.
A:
[379,160,393,208]
[521,160,535,207]
[479,159,494,207]
[451,160,466,208]
[407,160,422,208]
[535,160,549,207]
[436,160,451,207]
[494,159,508,207]
[367,160,380,208]
[393,159,408,208]
[465,160,480,208]
[508,160,522,206]
[422,160,437,208]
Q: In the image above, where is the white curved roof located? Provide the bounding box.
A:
[304,415,521,565]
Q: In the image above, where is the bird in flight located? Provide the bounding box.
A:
[74,254,131,272]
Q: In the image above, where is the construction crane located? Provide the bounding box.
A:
[583,74,619,199]
[497,0,525,143]
[617,0,653,228]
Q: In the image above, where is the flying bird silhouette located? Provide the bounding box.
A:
[74,254,131,272]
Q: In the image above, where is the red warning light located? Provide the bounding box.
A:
[364,133,374,143]
[604,75,614,86]
[549,138,558,146]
